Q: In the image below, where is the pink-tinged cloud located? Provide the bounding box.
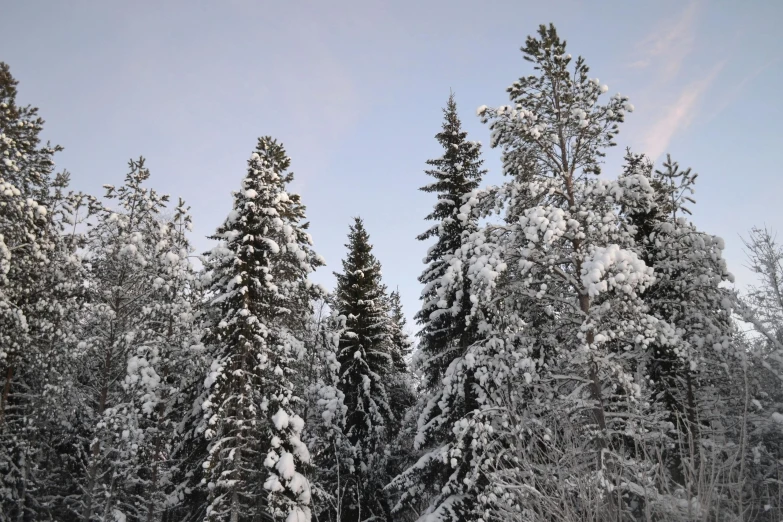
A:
[642,61,724,161]
[630,1,701,83]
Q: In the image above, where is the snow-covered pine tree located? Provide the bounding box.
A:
[199,137,322,522]
[73,158,196,521]
[395,24,688,521]
[0,62,96,520]
[332,217,397,522]
[416,93,487,387]
[120,197,204,522]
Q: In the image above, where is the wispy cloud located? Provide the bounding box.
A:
[642,61,725,160]
[630,1,701,83]
[626,0,727,160]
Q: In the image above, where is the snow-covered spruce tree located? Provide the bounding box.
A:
[199,137,322,522]
[381,289,418,504]
[0,62,96,520]
[72,159,197,521]
[388,289,413,373]
[301,292,412,522]
[394,24,692,521]
[618,152,737,496]
[416,93,487,387]
[384,289,417,424]
[332,217,397,522]
[388,93,487,521]
[0,92,57,518]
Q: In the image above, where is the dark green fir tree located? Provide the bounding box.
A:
[198,137,323,522]
[415,92,486,387]
[333,217,396,522]
[387,288,413,373]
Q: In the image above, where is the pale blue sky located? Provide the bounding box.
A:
[2,1,781,331]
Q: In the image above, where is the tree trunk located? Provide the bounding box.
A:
[0,363,14,426]
[82,342,114,522]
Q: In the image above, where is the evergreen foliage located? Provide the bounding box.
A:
[198,137,322,522]
[0,25,781,522]
[332,217,397,522]
[416,93,487,387]
[0,62,96,521]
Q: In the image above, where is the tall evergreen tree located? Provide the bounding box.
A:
[416,93,486,387]
[387,289,412,373]
[389,94,487,522]
[0,62,95,520]
[73,159,197,521]
[619,151,735,488]
[394,25,662,521]
[199,137,322,522]
[333,217,396,522]
[384,289,417,421]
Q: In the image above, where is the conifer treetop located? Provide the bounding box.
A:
[200,136,319,522]
[479,23,632,180]
[414,92,486,387]
[0,62,61,197]
[418,92,485,244]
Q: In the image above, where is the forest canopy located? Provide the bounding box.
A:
[1,24,782,522]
